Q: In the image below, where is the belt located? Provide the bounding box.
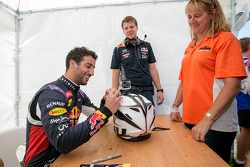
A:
[131,84,154,91]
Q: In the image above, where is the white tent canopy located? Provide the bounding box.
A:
[0,0,250,132]
[2,0,186,11]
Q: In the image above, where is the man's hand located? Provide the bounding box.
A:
[170,108,182,122]
[103,88,112,100]
[191,116,214,142]
[104,89,121,114]
[157,91,164,105]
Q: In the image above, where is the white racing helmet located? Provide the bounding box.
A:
[113,93,155,141]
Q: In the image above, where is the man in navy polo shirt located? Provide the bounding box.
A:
[110,16,164,106]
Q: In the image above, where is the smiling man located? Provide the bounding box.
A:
[23,47,121,167]
[111,16,164,106]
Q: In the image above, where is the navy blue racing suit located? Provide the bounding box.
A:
[23,75,112,167]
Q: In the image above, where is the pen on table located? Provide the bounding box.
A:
[92,153,122,164]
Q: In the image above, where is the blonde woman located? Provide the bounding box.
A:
[170,0,247,163]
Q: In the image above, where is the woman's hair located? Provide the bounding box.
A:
[186,0,231,40]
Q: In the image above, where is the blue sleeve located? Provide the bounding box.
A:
[38,90,112,154]
[146,42,156,64]
[110,47,121,69]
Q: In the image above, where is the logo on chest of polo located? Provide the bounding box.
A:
[121,49,130,59]
[141,47,148,58]
[198,46,211,51]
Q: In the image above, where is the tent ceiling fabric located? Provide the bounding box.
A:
[1,0,186,11]
[1,0,248,12]
[1,0,250,22]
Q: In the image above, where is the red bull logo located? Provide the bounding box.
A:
[89,112,102,130]
[69,106,81,119]
[89,119,104,136]
[89,110,106,130]
[69,106,81,125]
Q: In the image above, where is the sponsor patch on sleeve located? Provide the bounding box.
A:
[96,110,107,119]
[46,101,65,108]
[117,41,125,48]
[49,107,67,116]
[89,110,107,135]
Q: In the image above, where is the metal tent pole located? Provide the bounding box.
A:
[14,4,21,127]
[0,1,17,16]
[230,0,237,35]
[19,0,185,14]
[0,1,20,126]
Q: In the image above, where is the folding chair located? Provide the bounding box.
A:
[0,127,26,167]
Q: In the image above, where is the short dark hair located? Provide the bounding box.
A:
[121,16,138,28]
[66,46,97,71]
[239,37,250,53]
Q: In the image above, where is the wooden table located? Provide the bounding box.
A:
[52,115,229,167]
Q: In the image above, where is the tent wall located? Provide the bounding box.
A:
[17,2,189,126]
[2,0,248,131]
[0,9,16,131]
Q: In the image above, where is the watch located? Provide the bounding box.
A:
[157,89,164,92]
[205,112,215,121]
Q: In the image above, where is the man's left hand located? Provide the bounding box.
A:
[103,88,113,100]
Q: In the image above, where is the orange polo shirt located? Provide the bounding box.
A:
[179,32,247,125]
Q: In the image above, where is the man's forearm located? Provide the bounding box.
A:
[112,69,120,89]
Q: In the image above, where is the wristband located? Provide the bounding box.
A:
[205,112,215,122]
[172,104,179,108]
[157,89,164,92]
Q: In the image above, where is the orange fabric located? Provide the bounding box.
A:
[179,32,247,124]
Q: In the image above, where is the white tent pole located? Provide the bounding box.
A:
[0,1,17,16]
[230,0,237,35]
[14,9,21,127]
[1,0,20,126]
[19,0,185,14]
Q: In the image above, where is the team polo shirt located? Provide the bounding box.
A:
[111,39,156,86]
[179,32,247,132]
